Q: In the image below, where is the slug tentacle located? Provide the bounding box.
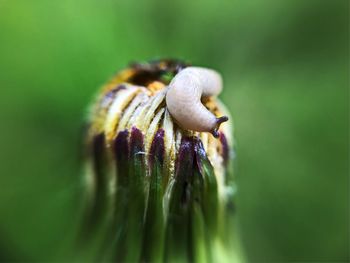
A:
[165,66,228,137]
[212,116,229,138]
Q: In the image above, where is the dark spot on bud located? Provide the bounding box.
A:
[114,130,129,181]
[114,130,129,160]
[149,129,165,168]
[219,132,229,166]
[175,137,195,205]
[129,127,146,186]
[176,138,194,170]
[129,127,144,158]
[193,137,207,175]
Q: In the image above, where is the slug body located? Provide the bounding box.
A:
[166,67,228,137]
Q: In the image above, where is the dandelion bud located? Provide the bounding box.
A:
[80,59,242,262]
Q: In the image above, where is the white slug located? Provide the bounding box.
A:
[166,66,228,138]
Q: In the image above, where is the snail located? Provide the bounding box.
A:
[166,66,228,138]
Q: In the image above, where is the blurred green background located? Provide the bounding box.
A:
[0,0,348,261]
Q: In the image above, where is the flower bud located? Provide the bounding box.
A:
[80,59,242,262]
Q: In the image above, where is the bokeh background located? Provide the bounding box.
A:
[0,0,348,262]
